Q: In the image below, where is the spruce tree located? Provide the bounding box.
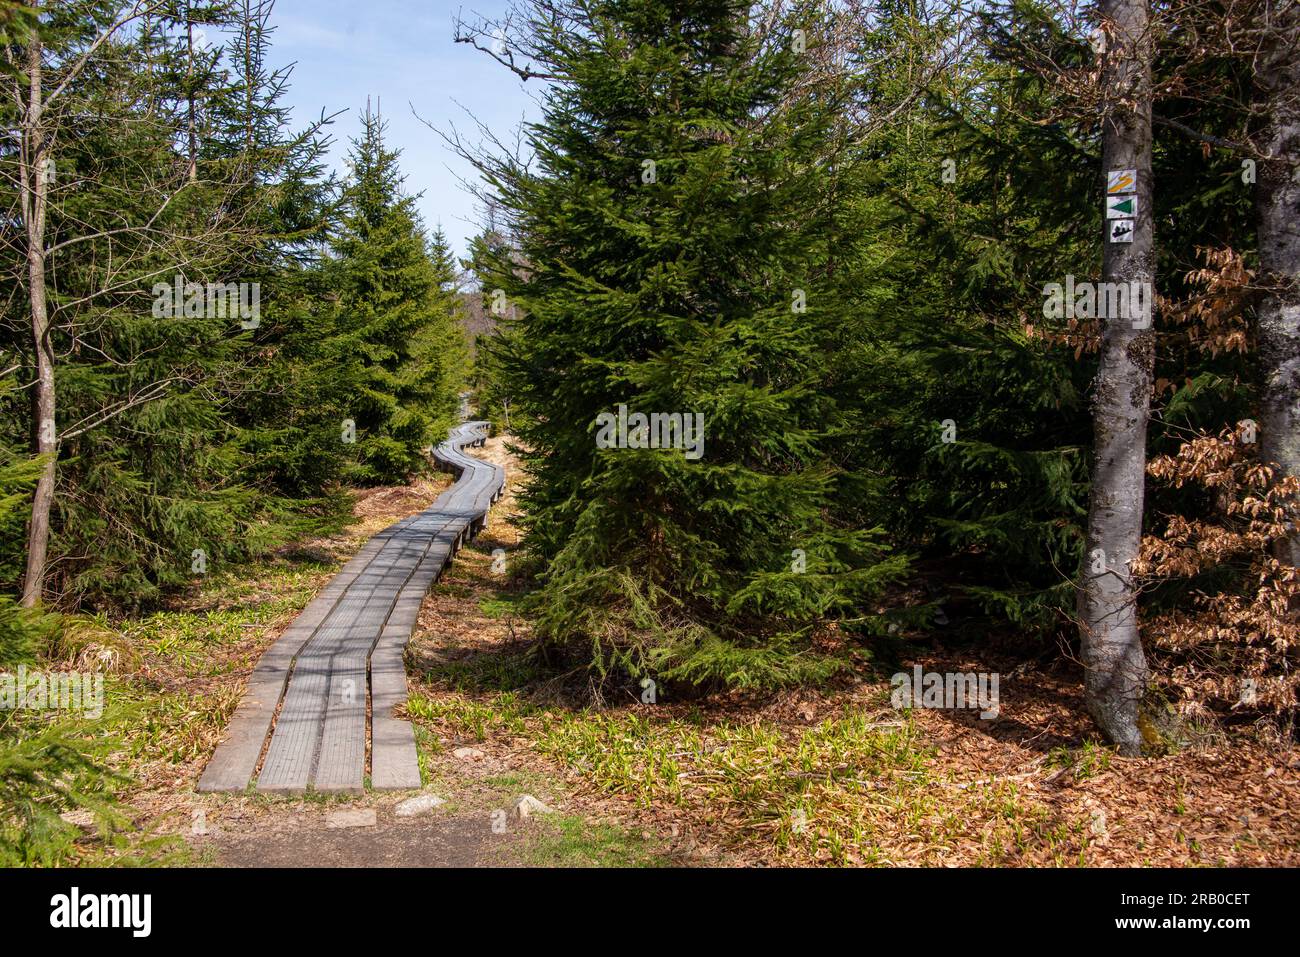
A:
[212,0,356,498]
[0,401,121,865]
[829,6,1098,634]
[332,106,466,485]
[477,0,905,689]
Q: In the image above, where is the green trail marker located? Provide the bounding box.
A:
[1106,195,1138,218]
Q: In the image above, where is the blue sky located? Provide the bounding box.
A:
[268,0,539,259]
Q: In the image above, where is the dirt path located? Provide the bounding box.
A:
[206,809,513,868]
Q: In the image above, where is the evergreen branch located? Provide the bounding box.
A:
[59,374,192,441]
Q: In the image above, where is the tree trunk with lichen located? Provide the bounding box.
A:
[1078,0,1155,755]
[1255,3,1300,566]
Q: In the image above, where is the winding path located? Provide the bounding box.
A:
[198,421,506,794]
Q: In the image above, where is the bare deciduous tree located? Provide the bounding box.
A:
[3,0,259,605]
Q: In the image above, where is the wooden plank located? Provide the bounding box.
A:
[255,653,328,793]
[260,510,450,792]
[370,621,421,791]
[312,652,369,794]
[195,540,384,793]
[199,421,503,794]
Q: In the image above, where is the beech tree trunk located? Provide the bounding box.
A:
[1255,3,1300,566]
[20,15,55,609]
[1078,0,1155,754]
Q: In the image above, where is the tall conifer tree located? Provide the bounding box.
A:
[477,0,905,688]
[332,105,466,485]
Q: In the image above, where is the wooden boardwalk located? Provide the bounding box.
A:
[198,421,506,794]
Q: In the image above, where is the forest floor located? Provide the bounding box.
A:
[86,436,1300,867]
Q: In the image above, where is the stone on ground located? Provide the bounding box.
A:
[395,794,447,817]
[513,794,554,819]
[325,808,377,828]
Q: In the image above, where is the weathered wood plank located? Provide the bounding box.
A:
[198,421,504,795]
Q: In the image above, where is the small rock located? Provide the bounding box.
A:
[59,809,96,829]
[1089,808,1109,843]
[513,794,553,819]
[395,794,446,817]
[326,808,377,829]
[452,746,485,761]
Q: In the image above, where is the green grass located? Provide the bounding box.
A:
[478,594,525,619]
[519,814,676,868]
[115,685,240,765]
[432,582,474,600]
[420,647,543,694]
[536,711,697,806]
[407,691,533,741]
[1046,740,1113,781]
[482,772,529,790]
[410,689,949,863]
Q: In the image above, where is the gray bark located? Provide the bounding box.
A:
[1255,3,1300,566]
[20,17,55,609]
[186,17,198,182]
[1079,0,1155,754]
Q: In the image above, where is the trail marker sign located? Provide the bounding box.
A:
[1109,219,1135,243]
[1107,169,1137,194]
[1106,194,1138,218]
